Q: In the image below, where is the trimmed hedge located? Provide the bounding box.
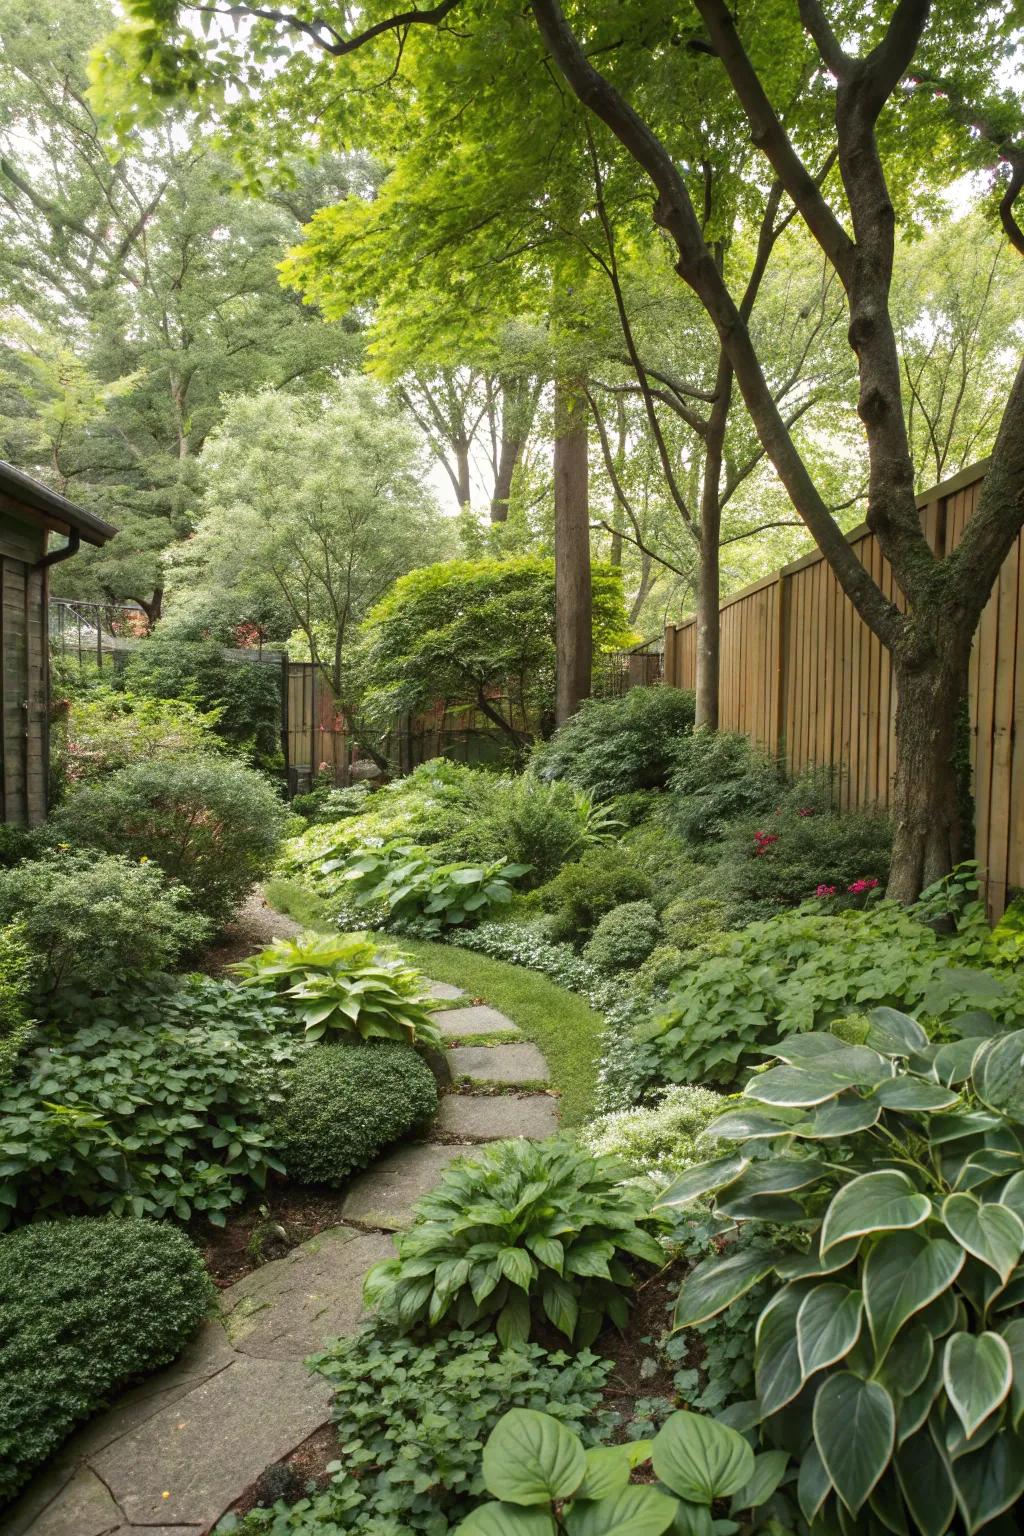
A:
[0,1218,212,1505]
[273,1042,438,1185]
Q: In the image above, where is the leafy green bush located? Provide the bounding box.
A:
[661,896,729,953]
[0,977,296,1227]
[364,1137,665,1347]
[272,1041,438,1186]
[0,824,40,869]
[228,1328,614,1536]
[0,925,33,1089]
[232,930,440,1046]
[635,899,1024,1088]
[583,900,662,974]
[122,634,282,764]
[662,1011,1024,1536]
[291,783,371,823]
[326,840,530,933]
[51,755,287,923]
[0,1218,212,1505]
[533,685,695,800]
[579,1085,726,1176]
[0,850,209,1001]
[454,1405,783,1536]
[59,686,221,785]
[453,776,618,886]
[668,729,781,844]
[538,846,652,942]
[713,803,892,919]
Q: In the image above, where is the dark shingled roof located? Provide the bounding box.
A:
[0,460,117,546]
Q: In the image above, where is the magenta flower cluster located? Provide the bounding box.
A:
[753,830,779,857]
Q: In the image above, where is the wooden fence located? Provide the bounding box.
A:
[664,459,1024,916]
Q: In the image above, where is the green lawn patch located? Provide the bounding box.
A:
[263,879,604,1126]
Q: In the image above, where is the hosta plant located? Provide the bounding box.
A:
[324,840,530,932]
[455,1405,789,1536]
[363,1138,666,1347]
[231,930,441,1047]
[659,1008,1024,1536]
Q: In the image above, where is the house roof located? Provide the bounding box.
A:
[0,461,118,547]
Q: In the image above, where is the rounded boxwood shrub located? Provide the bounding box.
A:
[49,754,287,923]
[583,900,662,973]
[273,1041,438,1185]
[538,846,652,942]
[0,1218,212,1506]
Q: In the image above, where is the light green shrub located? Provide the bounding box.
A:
[579,1085,727,1175]
[538,846,652,942]
[583,900,662,973]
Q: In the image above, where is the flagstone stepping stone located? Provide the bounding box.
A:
[424,979,465,1000]
[221,1226,394,1360]
[340,1141,474,1228]
[447,1042,550,1086]
[436,1093,559,1141]
[8,1466,124,1536]
[432,1004,520,1038]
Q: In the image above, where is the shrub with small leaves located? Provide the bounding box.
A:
[364,1137,666,1347]
[583,901,662,974]
[0,924,34,1088]
[532,685,696,799]
[578,1085,727,1177]
[0,1218,212,1506]
[668,729,781,844]
[538,847,652,943]
[272,1041,438,1185]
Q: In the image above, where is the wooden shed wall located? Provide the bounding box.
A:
[1,513,48,826]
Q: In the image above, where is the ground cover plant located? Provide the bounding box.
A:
[578,1085,727,1179]
[364,1138,666,1347]
[232,930,441,1046]
[330,841,530,934]
[222,1328,615,1536]
[0,1217,212,1505]
[272,1041,438,1185]
[660,1011,1024,1536]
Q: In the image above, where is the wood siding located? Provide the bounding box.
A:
[664,461,1023,915]
[1,514,48,826]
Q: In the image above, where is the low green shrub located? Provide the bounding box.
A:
[0,1218,212,1505]
[51,755,288,923]
[232,930,440,1047]
[0,850,209,1002]
[225,1327,614,1536]
[538,846,652,942]
[635,898,1024,1088]
[290,783,371,823]
[668,729,781,844]
[325,840,529,933]
[0,977,297,1227]
[0,925,33,1088]
[661,1011,1024,1536]
[661,896,729,953]
[579,1084,727,1176]
[364,1137,665,1346]
[713,802,892,918]
[59,686,221,785]
[272,1041,438,1186]
[532,685,696,799]
[0,824,40,869]
[122,634,282,765]
[583,900,662,973]
[451,776,617,886]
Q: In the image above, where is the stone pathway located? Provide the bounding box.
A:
[7,921,557,1536]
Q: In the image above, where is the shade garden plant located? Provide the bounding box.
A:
[659,1009,1024,1536]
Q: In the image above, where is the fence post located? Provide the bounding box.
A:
[772,569,790,762]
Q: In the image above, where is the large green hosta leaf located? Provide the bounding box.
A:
[650,1411,754,1504]
[942,1192,1024,1283]
[482,1410,586,1505]
[812,1373,895,1515]
[973,1030,1024,1121]
[943,1332,1013,1439]
[796,1283,864,1376]
[863,1230,964,1362]
[755,1285,806,1415]
[655,1153,748,1210]
[459,1503,557,1536]
[564,1484,677,1536]
[952,1427,1024,1533]
[865,1007,929,1056]
[673,1247,774,1329]
[821,1171,931,1253]
[894,1428,956,1536]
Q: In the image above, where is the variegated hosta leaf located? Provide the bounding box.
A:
[821,1171,931,1253]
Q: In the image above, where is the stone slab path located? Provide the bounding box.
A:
[8,911,556,1536]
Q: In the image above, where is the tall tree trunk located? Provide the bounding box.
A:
[490,377,536,522]
[454,438,472,509]
[694,359,731,729]
[554,376,592,725]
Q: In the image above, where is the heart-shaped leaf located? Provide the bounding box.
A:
[873,1078,961,1112]
[673,1248,774,1329]
[565,1484,677,1536]
[866,1007,929,1056]
[951,1427,1024,1533]
[574,1446,631,1501]
[821,1171,931,1253]
[650,1411,754,1504]
[972,1030,1024,1121]
[797,1283,863,1376]
[943,1332,1013,1439]
[894,1429,956,1536]
[483,1410,586,1505]
[942,1192,1024,1283]
[458,1503,557,1536]
[796,1439,832,1524]
[756,1285,806,1415]
[1000,1317,1024,1429]
[813,1372,895,1514]
[863,1230,964,1362]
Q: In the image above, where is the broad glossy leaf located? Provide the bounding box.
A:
[565,1484,677,1536]
[821,1171,931,1253]
[730,1449,789,1513]
[756,1285,806,1416]
[942,1193,1024,1283]
[934,1038,990,1086]
[872,1078,961,1112]
[868,1469,911,1536]
[972,1030,1024,1121]
[1000,1318,1024,1430]
[796,1096,882,1139]
[666,1504,712,1536]
[498,1247,535,1291]
[894,1429,956,1536]
[483,1410,586,1505]
[541,1274,578,1339]
[650,1411,754,1504]
[703,1106,800,1141]
[673,1248,774,1329]
[745,1066,850,1108]
[797,1439,832,1525]
[496,1292,530,1349]
[944,1332,1013,1439]
[575,1446,631,1501]
[876,1322,934,1400]
[458,1502,557,1536]
[813,1373,895,1515]
[928,1111,1005,1144]
[865,1008,929,1056]
[718,1157,824,1196]
[896,1353,945,1444]
[995,1169,1024,1224]
[863,1231,964,1362]
[797,1283,863,1376]
[952,1428,1024,1533]
[776,1234,861,1280]
[655,1153,749,1210]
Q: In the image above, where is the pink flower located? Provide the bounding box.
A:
[847,877,880,894]
[798,807,815,817]
[816,884,837,897]
[753,831,779,858]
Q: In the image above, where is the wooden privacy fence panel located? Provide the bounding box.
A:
[664,460,1024,916]
[286,662,350,788]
